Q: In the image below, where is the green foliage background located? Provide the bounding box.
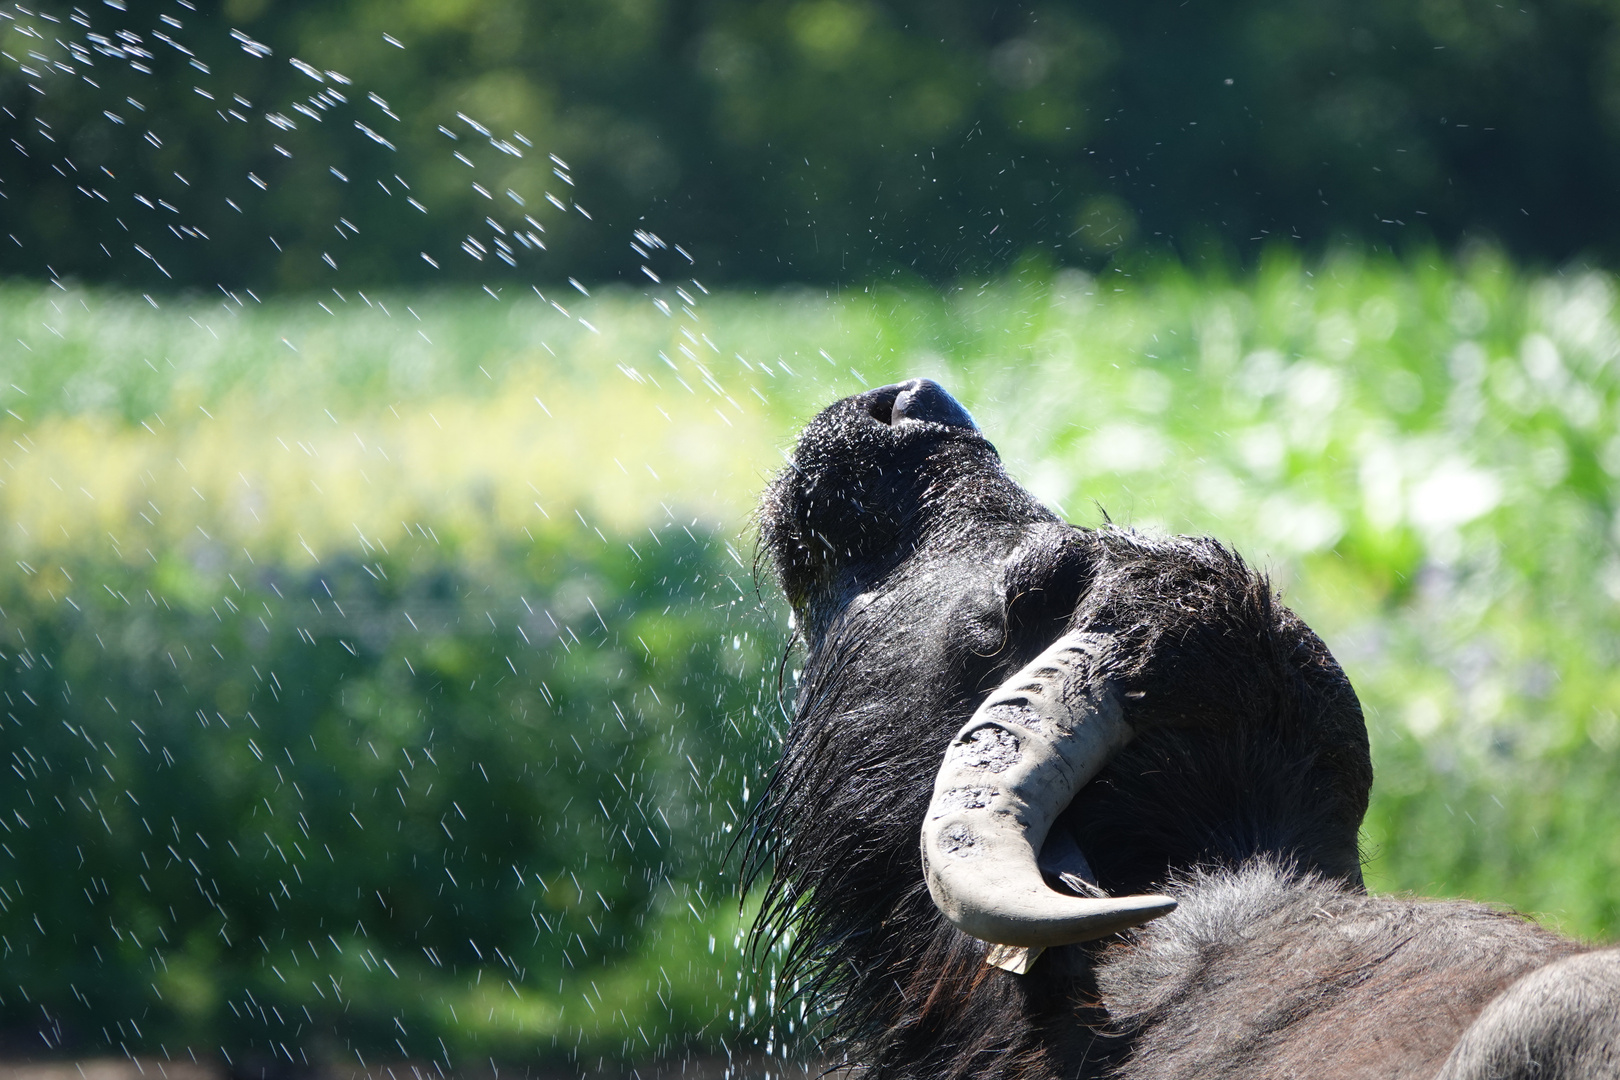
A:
[2,532,770,1066]
[3,252,1620,1069]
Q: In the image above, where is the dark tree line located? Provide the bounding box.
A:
[1,0,1617,289]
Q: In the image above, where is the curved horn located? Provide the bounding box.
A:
[921,630,1176,949]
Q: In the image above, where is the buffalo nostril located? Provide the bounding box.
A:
[860,383,907,424]
[891,379,977,430]
[860,379,977,429]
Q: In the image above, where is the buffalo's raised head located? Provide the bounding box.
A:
[751,379,1373,1073]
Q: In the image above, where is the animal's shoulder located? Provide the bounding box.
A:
[1095,860,1583,1080]
[1435,948,1620,1079]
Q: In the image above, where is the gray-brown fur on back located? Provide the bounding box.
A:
[1098,861,1584,1080]
[1435,949,1620,1079]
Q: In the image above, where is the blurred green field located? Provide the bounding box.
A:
[3,248,1620,1068]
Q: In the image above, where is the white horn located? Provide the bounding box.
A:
[920,630,1176,952]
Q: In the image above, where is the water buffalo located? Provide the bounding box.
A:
[747,379,1620,1079]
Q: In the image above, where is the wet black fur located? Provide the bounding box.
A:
[746,384,1619,1080]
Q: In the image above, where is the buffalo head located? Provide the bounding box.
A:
[749,379,1373,1075]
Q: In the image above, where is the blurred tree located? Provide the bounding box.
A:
[0,527,779,1065]
[2,0,1620,287]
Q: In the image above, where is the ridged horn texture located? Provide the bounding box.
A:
[921,630,1178,948]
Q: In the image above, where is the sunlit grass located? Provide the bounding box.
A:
[0,286,793,570]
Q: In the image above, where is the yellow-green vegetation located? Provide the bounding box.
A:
[3,249,1619,1068]
[0,284,787,563]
